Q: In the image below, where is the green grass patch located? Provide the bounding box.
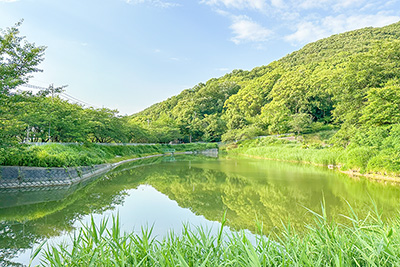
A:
[0,143,218,167]
[225,137,342,166]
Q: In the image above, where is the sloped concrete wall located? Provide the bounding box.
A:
[0,149,218,189]
[0,164,112,189]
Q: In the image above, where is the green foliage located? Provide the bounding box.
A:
[221,126,265,142]
[34,204,400,266]
[0,22,46,144]
[130,80,241,142]
[343,125,400,173]
[4,21,400,154]
[1,91,146,144]
[85,107,128,143]
[0,21,46,94]
[228,138,341,166]
[340,146,378,172]
[360,78,400,126]
[131,22,400,147]
[201,114,226,142]
[289,113,312,135]
[0,143,215,167]
[228,125,400,175]
[0,22,185,145]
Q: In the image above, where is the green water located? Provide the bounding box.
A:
[1,155,400,265]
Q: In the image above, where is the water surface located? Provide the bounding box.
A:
[1,155,400,265]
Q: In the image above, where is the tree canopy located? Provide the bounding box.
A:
[2,21,400,145]
[0,21,46,94]
[130,21,400,144]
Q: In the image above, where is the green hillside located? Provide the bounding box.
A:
[130,21,400,143]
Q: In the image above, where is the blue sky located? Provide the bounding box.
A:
[1,0,399,115]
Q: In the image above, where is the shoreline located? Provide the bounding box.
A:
[0,149,218,189]
[233,153,400,185]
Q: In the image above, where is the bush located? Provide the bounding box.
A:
[222,127,265,142]
[367,149,400,173]
[0,143,217,167]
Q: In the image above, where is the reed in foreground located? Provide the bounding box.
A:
[31,204,400,266]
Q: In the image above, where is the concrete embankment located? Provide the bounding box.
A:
[0,164,112,189]
[0,149,218,189]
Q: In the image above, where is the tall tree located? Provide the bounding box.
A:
[0,22,46,144]
[0,21,46,94]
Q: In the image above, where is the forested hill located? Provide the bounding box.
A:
[129,21,400,143]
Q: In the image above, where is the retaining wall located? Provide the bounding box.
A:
[0,164,112,189]
[0,149,219,190]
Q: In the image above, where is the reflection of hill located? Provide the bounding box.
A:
[2,155,400,264]
[101,156,400,233]
[147,158,400,232]
[145,160,315,231]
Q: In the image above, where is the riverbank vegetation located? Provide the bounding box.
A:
[2,21,400,173]
[0,142,217,167]
[32,204,400,266]
[224,123,400,178]
[3,19,400,266]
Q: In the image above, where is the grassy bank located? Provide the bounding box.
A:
[225,137,341,166]
[32,204,400,266]
[224,132,400,179]
[0,143,217,167]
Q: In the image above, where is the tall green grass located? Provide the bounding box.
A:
[0,143,217,167]
[226,136,400,175]
[226,137,342,166]
[31,203,400,266]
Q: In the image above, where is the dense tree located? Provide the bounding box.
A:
[0,21,45,94]
[289,113,312,136]
[1,22,46,144]
[360,78,400,126]
[131,21,400,144]
[3,21,400,145]
[85,108,128,143]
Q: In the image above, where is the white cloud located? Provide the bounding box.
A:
[299,0,396,13]
[297,0,366,10]
[125,0,179,8]
[230,15,273,44]
[297,0,330,9]
[285,21,328,44]
[285,12,400,44]
[0,0,19,2]
[323,13,400,33]
[201,0,267,11]
[201,0,400,47]
[215,8,231,17]
[270,0,285,8]
[334,0,366,9]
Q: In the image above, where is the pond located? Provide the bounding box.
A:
[1,154,400,265]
